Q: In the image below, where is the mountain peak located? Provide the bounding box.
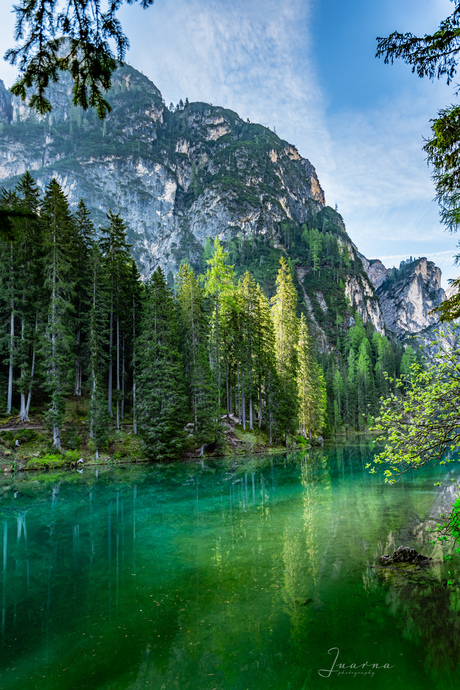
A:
[360,254,446,339]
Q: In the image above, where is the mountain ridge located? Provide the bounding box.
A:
[0,64,448,353]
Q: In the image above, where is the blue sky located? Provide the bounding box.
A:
[0,0,459,283]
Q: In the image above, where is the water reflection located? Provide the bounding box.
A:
[0,447,458,689]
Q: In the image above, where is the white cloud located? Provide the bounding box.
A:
[0,0,459,283]
[120,0,332,160]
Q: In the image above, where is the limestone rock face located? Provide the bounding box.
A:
[0,80,12,124]
[344,274,385,334]
[360,255,446,339]
[0,65,390,351]
[358,255,387,289]
[0,69,324,279]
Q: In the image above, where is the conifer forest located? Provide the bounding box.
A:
[0,173,413,461]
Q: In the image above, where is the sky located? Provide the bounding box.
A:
[0,0,459,283]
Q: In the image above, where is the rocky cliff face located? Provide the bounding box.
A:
[0,65,386,350]
[0,68,324,275]
[360,255,446,340]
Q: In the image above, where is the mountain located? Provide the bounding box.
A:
[359,254,447,343]
[0,65,387,354]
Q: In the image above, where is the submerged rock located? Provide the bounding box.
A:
[379,545,432,566]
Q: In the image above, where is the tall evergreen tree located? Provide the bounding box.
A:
[253,283,277,429]
[0,189,18,415]
[72,200,95,396]
[137,268,188,459]
[203,238,236,409]
[296,313,326,438]
[14,172,42,421]
[177,263,220,453]
[271,257,299,440]
[99,211,131,428]
[40,180,76,448]
[87,244,109,458]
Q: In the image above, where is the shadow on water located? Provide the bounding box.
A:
[0,442,459,689]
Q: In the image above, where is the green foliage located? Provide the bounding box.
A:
[371,343,460,482]
[26,452,68,470]
[0,163,401,459]
[177,263,221,449]
[426,488,460,561]
[376,4,460,317]
[137,267,188,459]
[6,1,155,119]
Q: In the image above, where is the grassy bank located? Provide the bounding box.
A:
[0,396,296,474]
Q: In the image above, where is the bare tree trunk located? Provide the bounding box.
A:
[249,397,253,431]
[7,297,14,415]
[237,364,241,424]
[51,253,60,449]
[242,376,246,431]
[258,385,262,428]
[108,303,113,417]
[74,326,81,395]
[20,319,27,421]
[25,314,37,419]
[132,297,137,435]
[132,361,137,435]
[116,315,120,429]
[216,304,221,408]
[121,338,125,420]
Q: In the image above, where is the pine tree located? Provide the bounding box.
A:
[236,272,259,430]
[203,238,236,409]
[137,268,188,459]
[356,338,374,427]
[177,264,220,453]
[400,345,417,384]
[40,180,76,448]
[72,200,95,396]
[99,211,131,428]
[345,348,357,428]
[0,189,19,415]
[126,260,143,435]
[253,283,277,429]
[271,257,299,440]
[14,172,42,421]
[332,367,344,429]
[87,244,109,458]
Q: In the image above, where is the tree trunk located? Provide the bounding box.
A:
[132,299,137,434]
[116,315,120,429]
[108,301,113,417]
[121,338,125,420]
[117,315,120,429]
[242,377,246,431]
[51,252,60,449]
[7,296,14,415]
[25,314,37,419]
[249,397,253,431]
[74,326,81,395]
[19,318,27,421]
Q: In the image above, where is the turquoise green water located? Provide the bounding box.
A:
[0,442,459,690]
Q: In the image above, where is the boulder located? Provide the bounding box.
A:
[379,545,432,566]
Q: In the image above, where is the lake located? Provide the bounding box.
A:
[0,441,459,689]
